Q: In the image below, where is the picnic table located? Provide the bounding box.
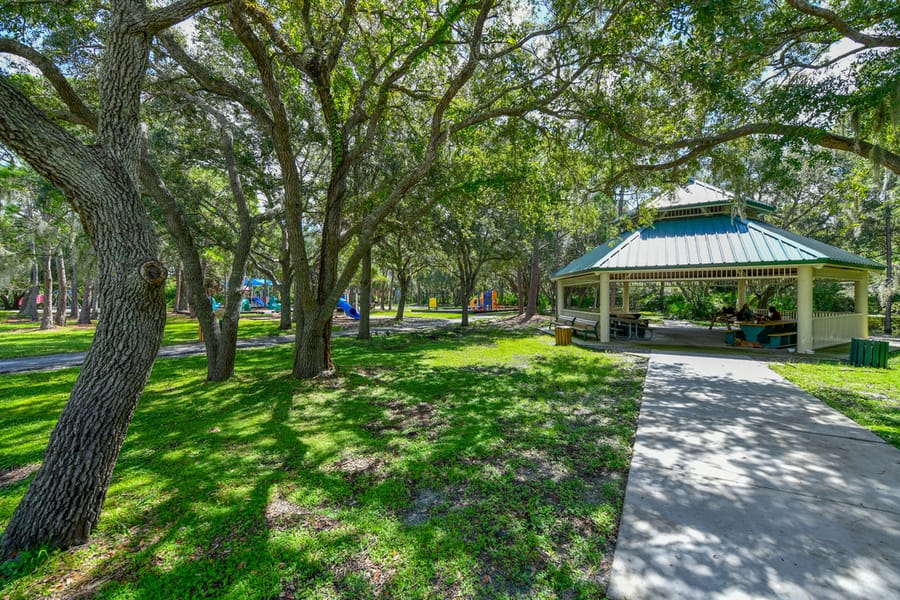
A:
[610,313,652,340]
[735,320,797,348]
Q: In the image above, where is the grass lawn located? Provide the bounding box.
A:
[772,351,900,449]
[0,326,645,599]
[369,309,465,320]
[0,312,289,360]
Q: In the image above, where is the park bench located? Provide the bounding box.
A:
[550,316,575,330]
[570,317,601,340]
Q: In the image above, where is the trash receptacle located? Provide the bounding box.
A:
[849,338,889,368]
[556,326,572,346]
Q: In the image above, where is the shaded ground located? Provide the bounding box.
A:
[1,321,643,599]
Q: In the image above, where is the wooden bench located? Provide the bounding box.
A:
[571,317,601,340]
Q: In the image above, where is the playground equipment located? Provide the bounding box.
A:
[337,297,361,319]
[469,289,497,312]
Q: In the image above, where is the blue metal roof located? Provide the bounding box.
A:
[552,216,883,279]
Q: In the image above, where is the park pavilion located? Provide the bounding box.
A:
[551,180,884,353]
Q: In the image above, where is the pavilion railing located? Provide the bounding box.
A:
[812,312,865,349]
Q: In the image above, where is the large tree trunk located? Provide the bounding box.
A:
[174,263,183,313]
[279,231,292,330]
[0,245,166,556]
[69,253,79,319]
[358,245,372,339]
[20,284,39,321]
[386,272,394,311]
[293,312,333,377]
[215,270,244,380]
[140,155,224,379]
[55,253,68,326]
[40,251,54,330]
[526,232,540,318]
[395,274,409,321]
[90,280,100,320]
[516,266,525,315]
[0,0,178,556]
[78,282,93,325]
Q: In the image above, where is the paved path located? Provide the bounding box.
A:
[608,351,900,599]
[0,317,474,374]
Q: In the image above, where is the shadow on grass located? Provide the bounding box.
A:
[1,326,645,599]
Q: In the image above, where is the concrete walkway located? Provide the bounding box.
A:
[608,351,900,599]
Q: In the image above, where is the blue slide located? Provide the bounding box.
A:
[337,297,361,320]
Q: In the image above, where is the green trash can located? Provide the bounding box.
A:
[849,338,890,368]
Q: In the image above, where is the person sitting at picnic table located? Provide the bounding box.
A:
[736,303,755,321]
[766,305,782,321]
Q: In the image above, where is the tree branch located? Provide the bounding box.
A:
[156,33,275,132]
[0,39,98,129]
[144,0,231,34]
[610,122,900,184]
[786,0,900,48]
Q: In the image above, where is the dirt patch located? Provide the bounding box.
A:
[402,485,471,526]
[0,463,40,488]
[367,400,446,440]
[325,452,391,481]
[332,551,397,596]
[514,449,570,483]
[265,498,342,533]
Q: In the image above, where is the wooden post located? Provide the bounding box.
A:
[622,281,630,313]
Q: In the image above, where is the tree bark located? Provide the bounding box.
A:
[78,282,93,325]
[526,232,540,318]
[387,272,394,311]
[279,230,292,330]
[0,0,184,556]
[396,273,409,321]
[69,253,79,319]
[358,245,372,339]
[40,251,54,330]
[20,285,39,321]
[174,263,184,313]
[516,267,525,315]
[293,311,333,377]
[55,253,68,326]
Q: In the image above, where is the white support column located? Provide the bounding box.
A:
[797,265,814,353]
[855,274,869,338]
[599,273,610,342]
[622,282,631,313]
[556,280,564,319]
[737,279,747,308]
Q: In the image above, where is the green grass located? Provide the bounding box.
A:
[0,326,645,599]
[370,309,465,320]
[0,312,290,359]
[772,351,900,449]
